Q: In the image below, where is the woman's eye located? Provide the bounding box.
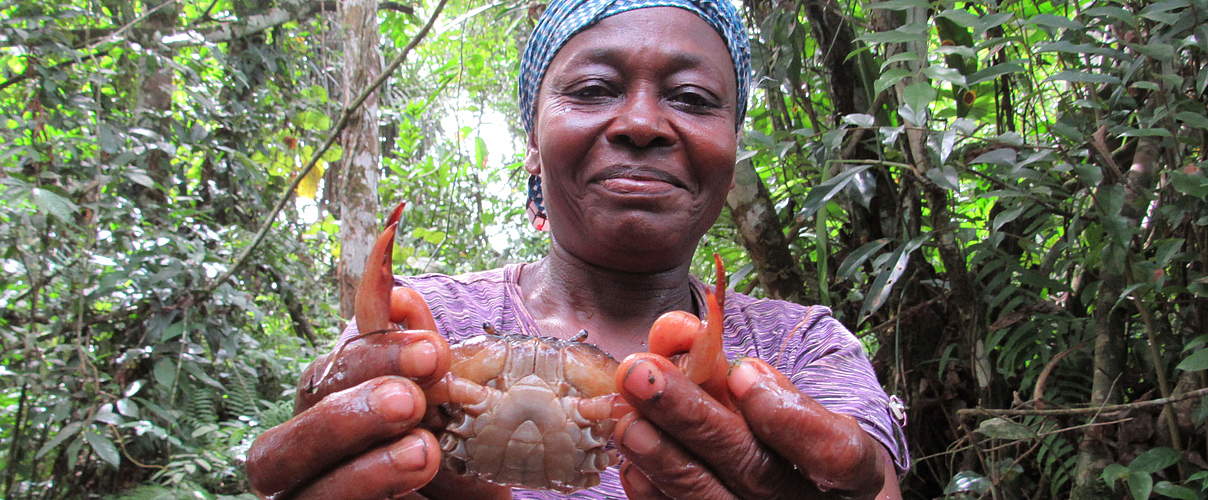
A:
[671,90,717,110]
[570,83,613,99]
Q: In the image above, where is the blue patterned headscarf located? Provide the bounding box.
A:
[519,0,752,230]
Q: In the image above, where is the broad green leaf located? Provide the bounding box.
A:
[875,68,911,94]
[795,165,872,221]
[1130,42,1175,61]
[858,22,928,44]
[880,52,923,71]
[1073,164,1103,187]
[969,148,1016,166]
[1127,470,1153,500]
[153,358,176,388]
[84,430,121,468]
[32,187,78,222]
[936,9,980,28]
[1101,463,1129,487]
[1175,111,1208,130]
[903,82,935,118]
[1121,128,1172,138]
[1035,41,1123,58]
[944,471,991,494]
[1046,71,1122,85]
[842,114,875,127]
[868,0,928,10]
[923,65,966,87]
[837,238,890,280]
[36,422,83,459]
[1153,481,1197,500]
[1082,6,1139,26]
[1140,0,1189,25]
[1176,348,1208,371]
[935,45,977,59]
[116,398,139,418]
[859,233,928,322]
[1025,14,1083,31]
[1170,171,1208,198]
[1129,447,1180,474]
[925,165,960,191]
[967,62,1025,85]
[976,417,1037,440]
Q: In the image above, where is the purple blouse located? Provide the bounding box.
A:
[343,264,909,498]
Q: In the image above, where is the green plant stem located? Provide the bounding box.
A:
[956,387,1208,417]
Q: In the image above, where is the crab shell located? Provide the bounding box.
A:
[433,333,621,493]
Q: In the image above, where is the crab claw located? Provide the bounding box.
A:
[355,219,401,335]
[355,201,440,334]
[647,253,731,408]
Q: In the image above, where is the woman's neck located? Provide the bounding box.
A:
[517,243,697,359]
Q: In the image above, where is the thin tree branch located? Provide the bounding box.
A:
[956,387,1208,417]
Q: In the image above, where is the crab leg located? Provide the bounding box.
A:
[647,253,732,408]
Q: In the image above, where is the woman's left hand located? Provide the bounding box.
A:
[614,354,901,499]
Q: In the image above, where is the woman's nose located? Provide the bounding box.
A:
[605,91,675,149]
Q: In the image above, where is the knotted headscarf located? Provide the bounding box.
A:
[519,0,752,231]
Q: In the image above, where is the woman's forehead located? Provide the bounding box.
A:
[518,0,751,133]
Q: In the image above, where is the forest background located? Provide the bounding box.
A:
[1,0,1206,498]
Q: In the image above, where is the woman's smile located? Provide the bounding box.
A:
[594,166,687,195]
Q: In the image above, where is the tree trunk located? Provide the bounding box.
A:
[336,0,384,318]
[726,159,807,302]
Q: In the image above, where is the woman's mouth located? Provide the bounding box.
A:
[595,167,685,195]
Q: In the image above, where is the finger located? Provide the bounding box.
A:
[619,461,672,500]
[615,354,807,498]
[247,376,426,498]
[297,329,450,411]
[728,358,883,497]
[293,429,441,500]
[416,466,511,500]
[614,412,730,499]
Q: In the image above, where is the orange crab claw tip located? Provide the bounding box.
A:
[385,201,406,228]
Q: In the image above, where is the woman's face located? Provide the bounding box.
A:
[529,7,738,273]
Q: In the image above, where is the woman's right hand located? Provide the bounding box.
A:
[244,327,509,499]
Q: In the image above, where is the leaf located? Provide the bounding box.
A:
[295,161,325,200]
[36,422,83,459]
[32,187,78,222]
[1026,14,1083,31]
[859,233,928,322]
[925,165,960,191]
[1121,128,1172,138]
[936,9,980,28]
[1169,171,1208,198]
[795,165,872,221]
[1153,481,1197,500]
[1046,71,1122,84]
[923,65,966,87]
[976,417,1038,440]
[858,22,928,44]
[868,0,928,10]
[1074,163,1103,187]
[843,113,875,128]
[1101,463,1129,487]
[116,398,140,418]
[837,239,891,280]
[1175,111,1208,130]
[153,358,176,388]
[875,68,911,94]
[1082,6,1139,26]
[967,62,1025,85]
[1140,0,1189,25]
[1129,447,1180,474]
[904,82,936,116]
[969,148,1016,166]
[1176,348,1208,371]
[1127,470,1153,500]
[84,430,121,468]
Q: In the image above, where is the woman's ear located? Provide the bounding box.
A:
[524,135,541,175]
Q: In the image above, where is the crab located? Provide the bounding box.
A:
[336,202,731,492]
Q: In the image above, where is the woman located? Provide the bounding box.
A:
[246,0,908,498]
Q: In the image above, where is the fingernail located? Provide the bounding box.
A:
[389,434,428,471]
[623,360,665,401]
[370,381,416,422]
[728,360,759,399]
[400,340,437,378]
[621,419,661,455]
